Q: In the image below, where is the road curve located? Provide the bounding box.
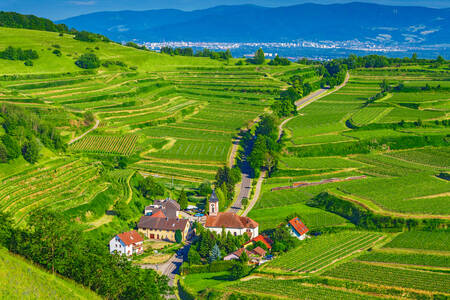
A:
[68,119,100,145]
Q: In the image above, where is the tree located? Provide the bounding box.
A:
[239,250,248,263]
[188,248,201,265]
[241,197,249,208]
[75,53,100,69]
[175,229,182,243]
[254,48,265,65]
[1,135,20,160]
[0,141,7,163]
[178,189,188,210]
[139,176,165,199]
[22,139,39,164]
[198,180,212,196]
[230,262,247,280]
[209,243,222,263]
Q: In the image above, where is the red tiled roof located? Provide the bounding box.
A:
[232,247,252,258]
[288,217,309,235]
[205,212,258,229]
[246,235,273,249]
[117,230,143,246]
[251,246,266,257]
[150,210,166,218]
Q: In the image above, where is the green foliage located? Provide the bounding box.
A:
[215,166,241,206]
[75,53,100,69]
[230,262,248,280]
[21,139,39,164]
[209,243,222,263]
[0,210,170,298]
[0,11,68,33]
[308,192,422,231]
[175,229,183,243]
[268,55,291,66]
[138,176,165,200]
[178,188,188,210]
[0,46,38,61]
[74,31,109,43]
[188,248,201,265]
[247,48,265,65]
[198,181,212,197]
[52,49,62,57]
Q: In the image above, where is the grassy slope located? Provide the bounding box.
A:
[0,247,101,299]
[0,27,223,73]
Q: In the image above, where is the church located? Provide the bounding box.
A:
[205,191,259,238]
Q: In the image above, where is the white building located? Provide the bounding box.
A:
[109,230,144,256]
[205,192,258,238]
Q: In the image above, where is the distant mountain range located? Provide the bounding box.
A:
[59,2,450,46]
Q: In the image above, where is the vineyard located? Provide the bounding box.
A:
[0,158,105,224]
[70,135,138,155]
[266,231,383,273]
[227,278,382,300]
[324,261,450,293]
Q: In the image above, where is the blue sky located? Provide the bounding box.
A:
[1,0,449,20]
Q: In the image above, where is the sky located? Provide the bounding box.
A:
[1,0,449,20]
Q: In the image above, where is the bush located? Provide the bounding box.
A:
[0,46,39,61]
[52,49,62,57]
[24,60,33,66]
[75,53,100,69]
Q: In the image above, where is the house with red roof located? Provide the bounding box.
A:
[109,230,144,256]
[288,217,309,240]
[244,234,273,249]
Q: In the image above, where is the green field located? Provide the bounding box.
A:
[266,231,383,273]
[0,247,101,299]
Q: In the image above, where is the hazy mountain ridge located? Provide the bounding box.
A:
[59,2,450,45]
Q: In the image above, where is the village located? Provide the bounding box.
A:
[109,190,310,276]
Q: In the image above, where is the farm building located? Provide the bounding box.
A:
[205,192,259,238]
[144,198,181,219]
[288,217,309,240]
[137,215,190,242]
[244,234,273,249]
[224,246,267,263]
[109,230,144,256]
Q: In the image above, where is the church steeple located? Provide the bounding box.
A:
[209,190,219,216]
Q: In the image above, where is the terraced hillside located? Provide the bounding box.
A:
[249,66,450,229]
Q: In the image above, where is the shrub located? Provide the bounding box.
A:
[75,53,100,69]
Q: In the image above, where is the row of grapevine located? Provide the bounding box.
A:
[70,135,138,155]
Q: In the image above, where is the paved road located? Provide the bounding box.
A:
[68,119,100,145]
[228,154,252,213]
[141,241,191,287]
[241,171,265,216]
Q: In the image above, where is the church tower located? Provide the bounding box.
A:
[209,190,219,216]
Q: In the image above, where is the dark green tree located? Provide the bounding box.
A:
[188,248,201,265]
[230,262,247,280]
[254,48,265,65]
[175,229,182,243]
[0,141,8,163]
[75,53,100,69]
[139,176,165,199]
[21,139,39,164]
[178,189,188,210]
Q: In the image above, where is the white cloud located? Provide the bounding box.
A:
[68,1,96,5]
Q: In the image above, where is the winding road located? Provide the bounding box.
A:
[68,119,100,145]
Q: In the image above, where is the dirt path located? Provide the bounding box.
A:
[277,72,350,141]
[68,119,100,145]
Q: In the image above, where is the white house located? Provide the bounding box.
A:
[288,217,309,240]
[109,230,144,256]
[205,212,259,238]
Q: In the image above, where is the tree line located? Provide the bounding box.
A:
[160,46,232,60]
[0,210,170,299]
[0,104,65,164]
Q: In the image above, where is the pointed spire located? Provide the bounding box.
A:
[209,189,219,203]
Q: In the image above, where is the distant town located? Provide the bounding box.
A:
[141,39,448,60]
